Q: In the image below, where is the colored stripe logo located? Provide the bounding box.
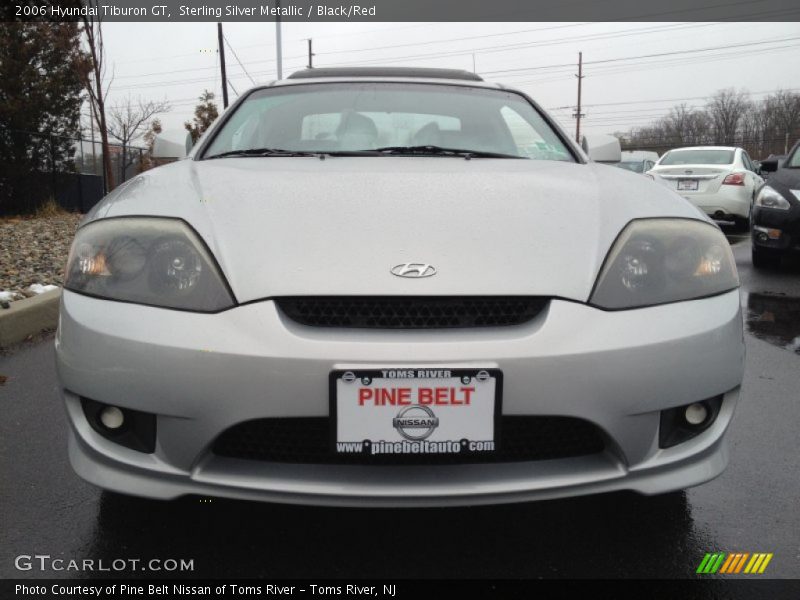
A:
[696,552,773,574]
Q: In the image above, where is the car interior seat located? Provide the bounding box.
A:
[336,111,379,150]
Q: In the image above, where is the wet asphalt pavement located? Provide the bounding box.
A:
[1,232,799,585]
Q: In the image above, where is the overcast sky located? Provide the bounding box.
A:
[97,21,800,142]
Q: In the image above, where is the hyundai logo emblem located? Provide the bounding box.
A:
[391,263,437,278]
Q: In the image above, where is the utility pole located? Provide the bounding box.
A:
[275,0,283,79]
[88,100,97,177]
[574,51,584,143]
[217,22,229,109]
[307,38,314,68]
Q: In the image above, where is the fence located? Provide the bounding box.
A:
[620,135,798,159]
[0,128,148,216]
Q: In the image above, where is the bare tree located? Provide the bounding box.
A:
[707,88,751,145]
[107,97,171,181]
[740,100,769,158]
[662,104,694,146]
[685,111,712,146]
[768,89,800,153]
[79,1,114,191]
[620,88,799,158]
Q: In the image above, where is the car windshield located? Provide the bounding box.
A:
[659,149,734,165]
[787,147,800,167]
[615,161,644,173]
[203,82,574,161]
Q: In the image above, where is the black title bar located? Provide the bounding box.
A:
[4,579,800,600]
[4,0,800,22]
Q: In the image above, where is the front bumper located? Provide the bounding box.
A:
[56,289,745,507]
[675,188,751,220]
[751,204,800,254]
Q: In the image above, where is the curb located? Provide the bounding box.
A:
[0,288,61,348]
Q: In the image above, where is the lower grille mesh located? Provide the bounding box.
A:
[212,416,605,465]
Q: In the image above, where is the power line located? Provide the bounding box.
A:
[112,33,798,92]
[547,88,800,111]
[224,35,257,85]
[313,22,596,55]
[108,24,652,81]
[506,43,800,87]
[318,23,719,68]
[480,36,800,75]
[315,11,799,69]
[108,14,797,83]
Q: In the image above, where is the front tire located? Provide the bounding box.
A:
[752,246,781,269]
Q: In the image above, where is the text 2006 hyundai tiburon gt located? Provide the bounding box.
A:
[56,67,744,506]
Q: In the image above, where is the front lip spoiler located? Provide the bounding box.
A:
[67,424,731,507]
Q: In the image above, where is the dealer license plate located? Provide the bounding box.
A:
[677,179,699,191]
[331,368,501,458]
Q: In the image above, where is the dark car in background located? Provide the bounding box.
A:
[751,142,800,268]
[758,154,787,181]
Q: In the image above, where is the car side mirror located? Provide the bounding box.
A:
[759,162,778,174]
[152,129,193,160]
[580,134,622,163]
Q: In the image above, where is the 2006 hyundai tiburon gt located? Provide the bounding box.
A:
[56,67,744,506]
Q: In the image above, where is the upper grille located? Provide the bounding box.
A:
[212,416,606,466]
[275,297,547,329]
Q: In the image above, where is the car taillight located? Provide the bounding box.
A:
[722,173,745,186]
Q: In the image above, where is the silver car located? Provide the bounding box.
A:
[56,67,744,507]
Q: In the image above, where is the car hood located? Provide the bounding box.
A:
[86,158,705,303]
[767,167,800,199]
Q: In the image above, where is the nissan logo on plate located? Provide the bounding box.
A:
[391,263,437,278]
[393,405,439,441]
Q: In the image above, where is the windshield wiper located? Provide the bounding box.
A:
[371,145,523,159]
[205,148,324,159]
[205,146,524,160]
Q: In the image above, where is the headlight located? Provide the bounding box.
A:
[755,186,791,210]
[65,218,235,312]
[590,219,738,310]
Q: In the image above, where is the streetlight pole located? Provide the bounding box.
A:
[275,0,283,79]
[574,52,584,143]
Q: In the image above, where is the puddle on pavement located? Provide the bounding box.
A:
[746,293,800,354]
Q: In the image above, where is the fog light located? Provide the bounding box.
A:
[684,403,708,425]
[100,406,125,429]
[754,226,782,241]
[659,394,723,448]
[81,397,157,453]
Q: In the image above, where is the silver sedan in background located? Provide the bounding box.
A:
[56,67,744,507]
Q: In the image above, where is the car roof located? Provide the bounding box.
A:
[667,146,740,152]
[621,150,659,160]
[257,67,507,91]
[287,67,484,81]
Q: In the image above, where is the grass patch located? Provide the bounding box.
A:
[33,198,68,218]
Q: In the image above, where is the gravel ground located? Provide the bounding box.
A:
[0,212,83,303]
